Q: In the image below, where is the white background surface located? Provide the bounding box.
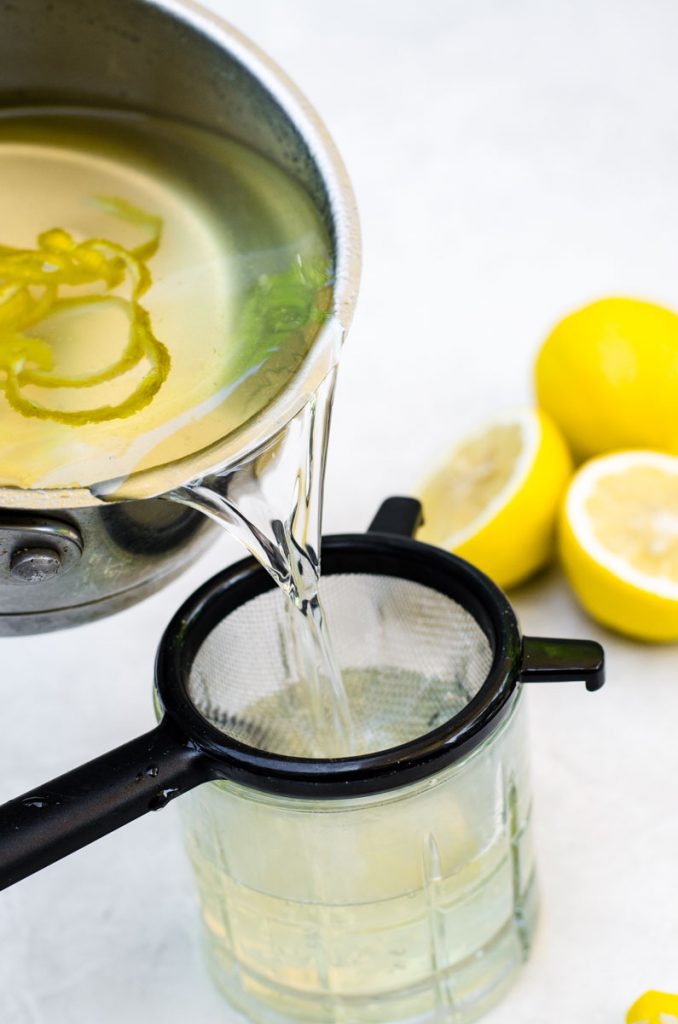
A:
[2,1,678,1022]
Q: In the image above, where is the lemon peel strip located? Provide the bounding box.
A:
[0,195,170,424]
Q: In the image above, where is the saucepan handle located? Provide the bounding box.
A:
[520,636,605,692]
[0,719,210,891]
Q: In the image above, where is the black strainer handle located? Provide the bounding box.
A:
[368,497,423,537]
[520,636,605,692]
[0,719,210,891]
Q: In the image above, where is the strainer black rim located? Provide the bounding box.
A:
[154,532,524,798]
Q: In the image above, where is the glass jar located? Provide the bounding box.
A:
[181,688,536,1024]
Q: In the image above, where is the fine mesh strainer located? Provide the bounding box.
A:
[189,572,495,757]
[0,497,604,891]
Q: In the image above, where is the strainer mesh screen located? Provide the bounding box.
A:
[188,574,493,758]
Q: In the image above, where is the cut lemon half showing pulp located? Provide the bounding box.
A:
[417,409,573,589]
[560,450,678,641]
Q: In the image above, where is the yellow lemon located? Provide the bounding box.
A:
[627,990,678,1024]
[417,409,573,589]
[535,296,678,461]
[560,451,678,641]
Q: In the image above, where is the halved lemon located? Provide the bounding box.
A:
[560,451,678,641]
[417,409,573,589]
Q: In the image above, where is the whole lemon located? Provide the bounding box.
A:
[535,297,678,461]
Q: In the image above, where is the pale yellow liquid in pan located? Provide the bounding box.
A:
[0,107,333,491]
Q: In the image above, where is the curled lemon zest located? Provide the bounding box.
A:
[0,196,170,424]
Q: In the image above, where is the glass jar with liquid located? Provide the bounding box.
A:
[182,689,536,1024]
[164,514,603,1024]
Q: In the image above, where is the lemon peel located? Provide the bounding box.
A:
[0,195,169,424]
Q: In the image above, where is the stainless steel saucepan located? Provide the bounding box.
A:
[0,0,360,635]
